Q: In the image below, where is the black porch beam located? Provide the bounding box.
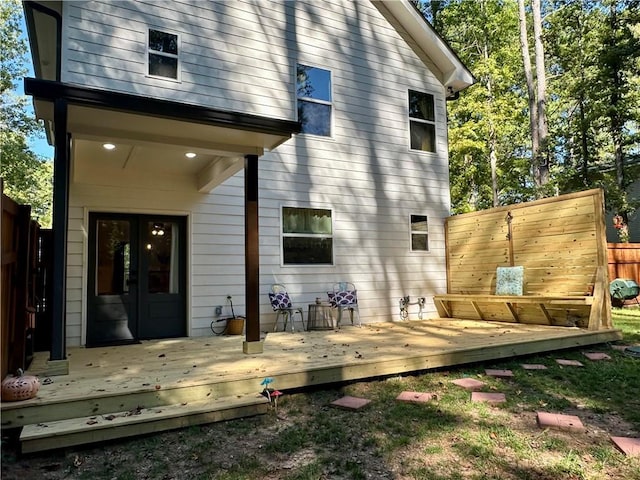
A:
[24,78,301,137]
[50,98,69,361]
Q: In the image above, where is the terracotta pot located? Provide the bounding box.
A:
[1,372,40,401]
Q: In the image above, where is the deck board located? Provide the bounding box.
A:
[1,319,621,430]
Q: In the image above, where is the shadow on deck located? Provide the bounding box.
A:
[1,319,621,452]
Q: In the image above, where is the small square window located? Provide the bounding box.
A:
[409,90,436,152]
[148,29,179,80]
[410,215,429,251]
[297,65,332,136]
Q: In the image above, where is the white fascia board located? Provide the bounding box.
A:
[373,0,475,93]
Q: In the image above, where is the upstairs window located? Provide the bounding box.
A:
[409,90,436,152]
[282,207,333,265]
[148,29,179,80]
[410,215,429,251]
[297,65,332,136]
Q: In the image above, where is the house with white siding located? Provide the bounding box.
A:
[23,0,473,369]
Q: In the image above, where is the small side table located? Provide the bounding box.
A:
[307,303,335,330]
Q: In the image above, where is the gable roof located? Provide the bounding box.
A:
[372,1,475,96]
[24,0,474,97]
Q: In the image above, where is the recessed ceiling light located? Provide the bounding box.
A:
[103,143,116,150]
[185,152,197,159]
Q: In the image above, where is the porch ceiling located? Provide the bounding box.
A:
[25,79,301,192]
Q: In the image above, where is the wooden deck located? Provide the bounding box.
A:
[1,319,621,452]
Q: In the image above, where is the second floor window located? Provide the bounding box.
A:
[148,29,179,80]
[409,90,436,152]
[297,65,332,136]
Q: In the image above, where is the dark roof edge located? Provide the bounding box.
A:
[24,78,302,136]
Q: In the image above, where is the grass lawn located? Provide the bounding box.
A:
[2,309,639,480]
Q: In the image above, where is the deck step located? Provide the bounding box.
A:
[20,394,270,453]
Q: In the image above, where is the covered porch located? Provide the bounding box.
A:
[1,318,621,452]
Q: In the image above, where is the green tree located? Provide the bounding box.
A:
[1,0,52,227]
[547,0,639,239]
[435,0,532,212]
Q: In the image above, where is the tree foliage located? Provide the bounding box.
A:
[1,0,52,227]
[419,0,639,237]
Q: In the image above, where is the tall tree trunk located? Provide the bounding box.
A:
[532,0,549,188]
[608,4,625,191]
[517,0,540,186]
[578,93,589,186]
[483,35,499,205]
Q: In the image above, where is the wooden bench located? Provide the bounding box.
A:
[433,294,593,325]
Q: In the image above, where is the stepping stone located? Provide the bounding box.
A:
[521,364,547,370]
[583,352,611,361]
[536,412,585,432]
[451,378,485,391]
[610,436,640,457]
[396,391,438,404]
[555,359,584,367]
[330,395,371,410]
[485,369,514,378]
[471,392,506,404]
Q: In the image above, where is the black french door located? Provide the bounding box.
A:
[87,213,186,346]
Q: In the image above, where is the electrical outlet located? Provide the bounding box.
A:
[214,306,223,316]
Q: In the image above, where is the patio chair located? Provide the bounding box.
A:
[328,282,360,327]
[268,284,306,332]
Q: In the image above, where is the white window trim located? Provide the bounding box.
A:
[146,27,182,83]
[296,63,334,138]
[280,205,335,266]
[408,89,437,153]
[409,214,430,253]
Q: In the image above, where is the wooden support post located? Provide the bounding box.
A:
[434,299,451,318]
[588,266,610,330]
[537,304,553,325]
[470,301,484,320]
[243,154,263,353]
[505,303,520,322]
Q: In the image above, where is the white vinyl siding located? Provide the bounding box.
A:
[61,0,451,344]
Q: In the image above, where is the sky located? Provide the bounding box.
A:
[19,15,54,159]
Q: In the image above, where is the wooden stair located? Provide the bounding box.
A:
[20,394,270,453]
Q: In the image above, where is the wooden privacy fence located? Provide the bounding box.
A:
[608,243,640,305]
[434,189,612,330]
[1,187,40,379]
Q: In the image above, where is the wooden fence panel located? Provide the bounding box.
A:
[443,189,611,327]
[1,186,37,379]
[608,243,640,305]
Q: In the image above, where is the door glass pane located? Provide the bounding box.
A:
[145,221,179,294]
[96,220,131,295]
